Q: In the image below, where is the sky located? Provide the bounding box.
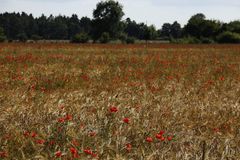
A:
[0,0,240,28]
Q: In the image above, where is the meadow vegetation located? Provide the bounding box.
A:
[0,43,240,159]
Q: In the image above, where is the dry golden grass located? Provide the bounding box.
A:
[0,43,240,160]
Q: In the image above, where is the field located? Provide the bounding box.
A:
[0,43,240,160]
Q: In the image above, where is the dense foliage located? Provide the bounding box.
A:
[71,33,89,43]
[0,27,6,42]
[217,31,240,43]
[0,0,239,43]
[92,0,124,41]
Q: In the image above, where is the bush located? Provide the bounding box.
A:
[200,37,215,44]
[17,33,28,42]
[217,31,240,43]
[8,39,13,43]
[71,33,89,43]
[0,36,6,42]
[0,27,6,42]
[126,37,136,44]
[31,35,42,41]
[99,32,110,43]
[119,33,127,44]
[172,36,201,44]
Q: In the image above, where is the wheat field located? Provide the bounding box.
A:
[0,43,240,159]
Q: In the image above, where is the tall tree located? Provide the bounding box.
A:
[48,15,68,39]
[92,0,124,40]
[171,21,182,39]
[124,18,140,38]
[227,21,240,33]
[184,13,206,38]
[80,17,92,34]
[161,23,172,38]
[36,14,49,39]
[0,26,6,42]
[201,20,221,38]
[67,14,81,39]
[144,25,157,40]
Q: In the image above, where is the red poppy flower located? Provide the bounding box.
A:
[31,132,37,138]
[58,117,65,123]
[84,149,93,155]
[0,151,7,158]
[23,131,30,137]
[160,137,165,141]
[167,136,173,141]
[110,106,118,113]
[36,139,45,144]
[213,128,220,133]
[55,151,62,158]
[156,134,162,139]
[70,147,77,155]
[49,140,55,146]
[126,143,132,152]
[159,130,165,135]
[89,131,96,137]
[219,76,225,81]
[146,137,153,142]
[70,147,79,158]
[92,153,98,157]
[72,139,80,146]
[123,118,130,124]
[65,114,72,121]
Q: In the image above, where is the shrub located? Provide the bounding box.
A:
[126,37,136,44]
[99,32,110,43]
[31,35,42,41]
[200,37,215,44]
[119,33,127,44]
[71,33,89,43]
[217,31,240,43]
[17,33,28,42]
[0,27,6,42]
[0,36,6,42]
[172,36,201,44]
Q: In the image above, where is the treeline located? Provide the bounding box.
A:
[0,0,240,43]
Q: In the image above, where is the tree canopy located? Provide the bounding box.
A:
[0,5,239,43]
[92,0,124,40]
[0,26,6,42]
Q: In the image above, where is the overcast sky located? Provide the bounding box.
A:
[1,0,240,28]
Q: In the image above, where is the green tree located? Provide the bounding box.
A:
[124,18,140,38]
[161,23,172,38]
[144,25,157,41]
[80,17,92,34]
[0,27,6,42]
[68,14,81,39]
[217,31,240,43]
[92,0,124,40]
[48,15,68,39]
[227,21,240,33]
[184,13,206,38]
[201,20,221,38]
[36,14,49,39]
[171,21,182,39]
[184,13,221,41]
